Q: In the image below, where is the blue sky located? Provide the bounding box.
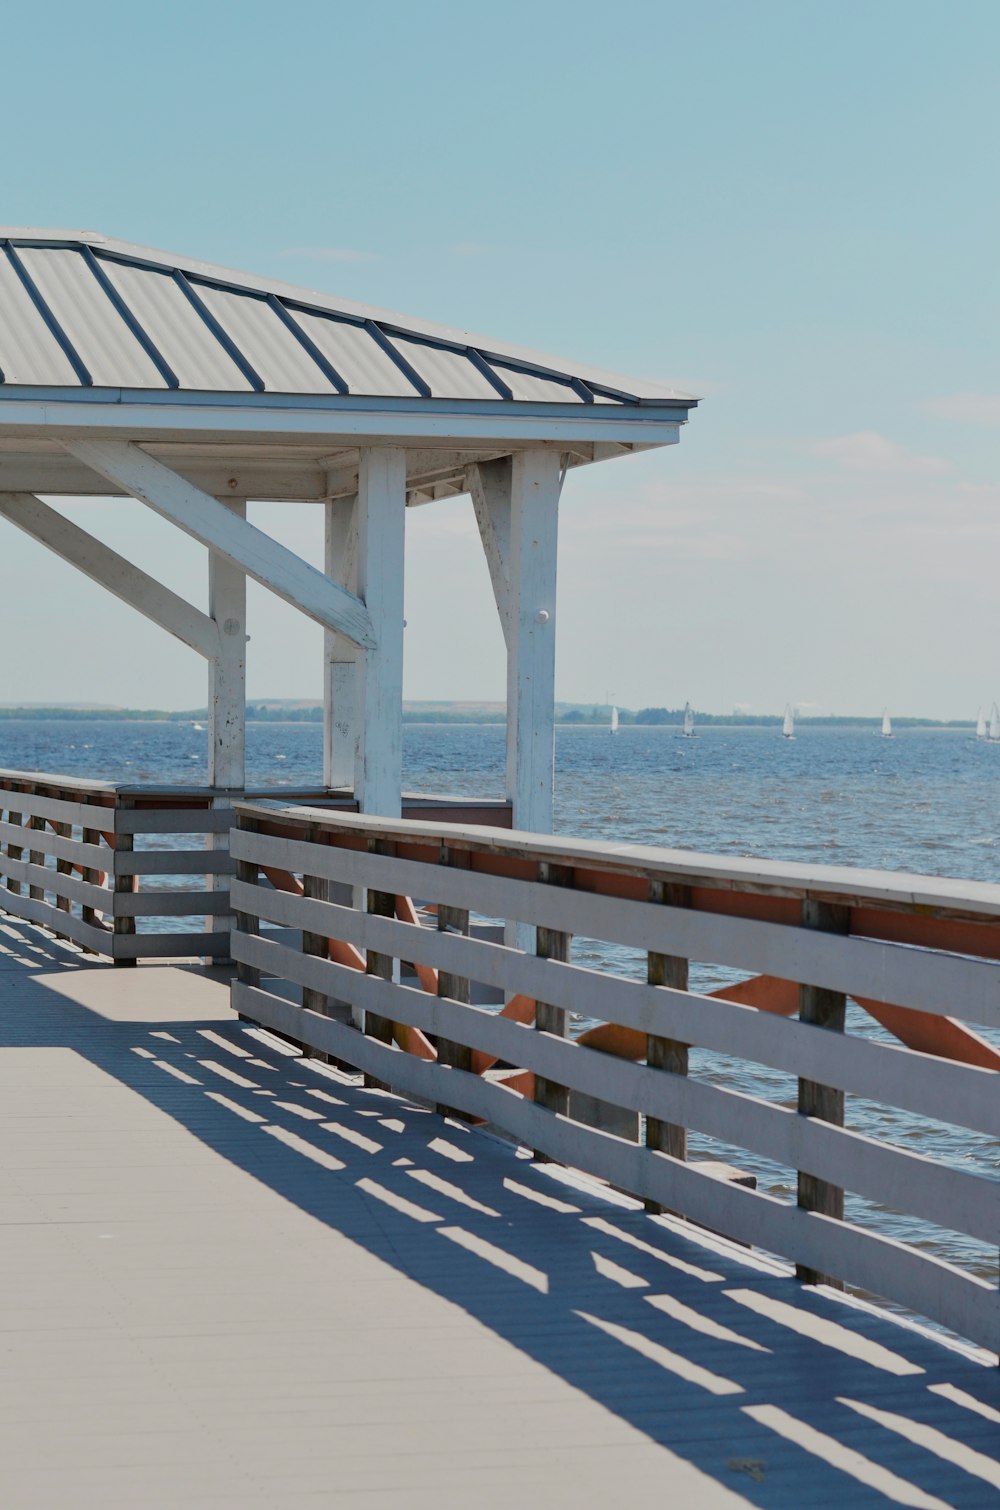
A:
[1,0,997,716]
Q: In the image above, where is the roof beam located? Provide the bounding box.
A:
[0,491,220,658]
[62,439,376,648]
[2,397,687,449]
[0,451,330,500]
[322,447,516,501]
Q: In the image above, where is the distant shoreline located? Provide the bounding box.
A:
[0,705,978,730]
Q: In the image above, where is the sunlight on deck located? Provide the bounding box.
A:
[1,918,998,1509]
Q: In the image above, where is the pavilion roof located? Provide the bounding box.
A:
[0,229,695,410]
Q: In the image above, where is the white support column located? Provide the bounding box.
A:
[324,495,360,791]
[206,499,247,964]
[208,499,248,789]
[506,451,561,836]
[355,449,406,817]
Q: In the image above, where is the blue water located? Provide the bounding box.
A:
[7,718,998,882]
[2,720,998,1291]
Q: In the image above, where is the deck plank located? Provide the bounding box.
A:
[0,917,997,1508]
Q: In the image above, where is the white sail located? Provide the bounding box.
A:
[991,704,1000,743]
[610,705,619,735]
[782,704,794,738]
[977,707,987,739]
[881,710,892,738]
[683,702,694,737]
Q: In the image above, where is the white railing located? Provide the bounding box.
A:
[229,801,1000,1356]
[0,771,241,960]
[0,770,513,962]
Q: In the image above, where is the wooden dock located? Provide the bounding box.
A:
[2,917,998,1509]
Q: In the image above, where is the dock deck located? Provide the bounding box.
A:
[2,917,998,1509]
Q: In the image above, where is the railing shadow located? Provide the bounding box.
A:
[2,920,999,1508]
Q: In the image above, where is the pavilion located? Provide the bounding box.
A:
[0,229,697,827]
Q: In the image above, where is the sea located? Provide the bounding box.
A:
[2,718,998,1299]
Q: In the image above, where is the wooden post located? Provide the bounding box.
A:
[112,798,137,967]
[54,819,72,938]
[534,861,571,1153]
[364,838,396,1087]
[646,881,690,1211]
[355,449,406,819]
[324,495,360,792]
[506,451,561,837]
[302,826,332,1061]
[436,843,472,1118]
[80,827,100,953]
[207,498,247,964]
[796,899,850,1286]
[208,499,247,788]
[6,808,22,895]
[233,817,260,1015]
[27,814,45,901]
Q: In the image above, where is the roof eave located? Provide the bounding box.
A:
[0,388,690,449]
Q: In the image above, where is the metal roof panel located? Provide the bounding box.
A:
[100,259,254,392]
[487,363,585,404]
[0,254,78,386]
[17,247,165,388]
[194,284,339,395]
[292,312,421,398]
[387,335,500,401]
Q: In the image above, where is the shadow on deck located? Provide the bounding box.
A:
[1,918,998,1509]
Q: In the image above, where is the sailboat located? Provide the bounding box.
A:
[881,709,893,739]
[990,704,1000,743]
[976,707,987,740]
[782,704,795,739]
[610,705,619,736]
[682,702,695,738]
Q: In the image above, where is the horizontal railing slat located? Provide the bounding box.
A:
[231,878,1000,1139]
[117,809,232,835]
[230,830,1000,1030]
[0,855,108,910]
[234,980,1000,1355]
[0,820,107,871]
[236,929,1000,1247]
[0,890,111,952]
[115,931,229,959]
[117,850,236,877]
[114,889,231,918]
[0,786,115,829]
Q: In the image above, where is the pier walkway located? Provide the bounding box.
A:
[1,918,998,1509]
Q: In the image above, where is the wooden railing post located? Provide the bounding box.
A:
[27,812,45,901]
[436,842,472,1118]
[233,816,260,1014]
[796,898,850,1286]
[112,797,137,968]
[302,826,332,1061]
[534,861,572,1146]
[364,838,396,1087]
[5,804,23,896]
[645,881,691,1211]
[80,827,101,952]
[53,816,73,940]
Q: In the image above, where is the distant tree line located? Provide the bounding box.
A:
[0,704,976,729]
